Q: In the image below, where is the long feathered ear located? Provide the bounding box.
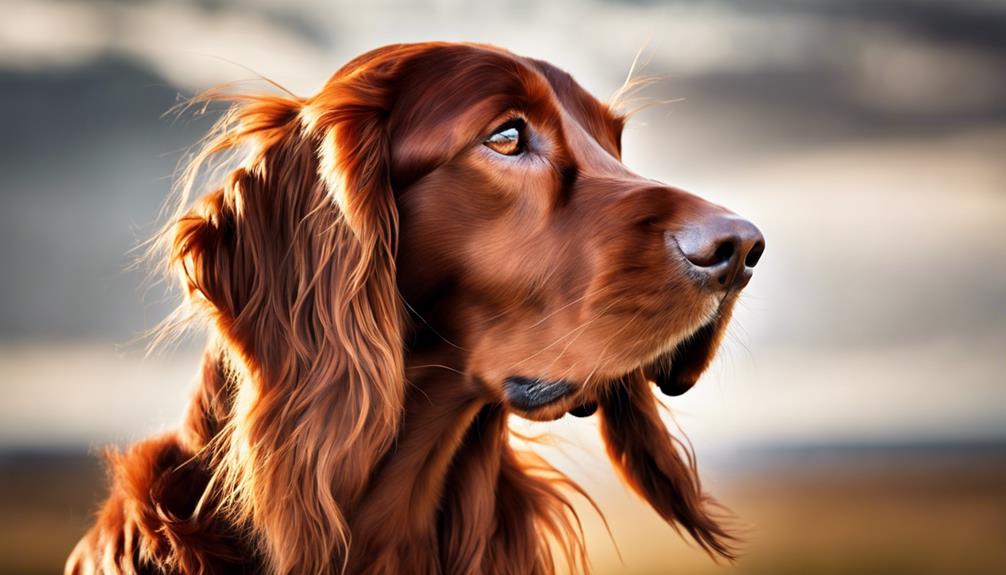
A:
[165,75,404,574]
[598,371,739,560]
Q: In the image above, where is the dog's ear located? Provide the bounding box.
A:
[171,187,239,319]
[165,71,404,573]
[598,371,739,560]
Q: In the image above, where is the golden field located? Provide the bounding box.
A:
[3,446,1004,575]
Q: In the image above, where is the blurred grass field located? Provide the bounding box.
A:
[580,450,1006,574]
[3,445,1005,575]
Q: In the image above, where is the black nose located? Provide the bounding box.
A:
[673,214,764,290]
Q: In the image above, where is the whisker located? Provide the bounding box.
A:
[528,292,590,329]
[405,363,466,376]
[509,294,625,370]
[401,297,468,351]
[583,308,643,392]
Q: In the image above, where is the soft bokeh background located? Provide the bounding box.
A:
[2,0,1005,573]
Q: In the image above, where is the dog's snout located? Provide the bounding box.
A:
[673,214,765,290]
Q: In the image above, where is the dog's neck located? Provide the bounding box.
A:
[191,324,566,571]
[345,345,490,571]
[151,328,580,574]
[345,343,586,573]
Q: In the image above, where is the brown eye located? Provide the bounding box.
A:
[484,119,526,156]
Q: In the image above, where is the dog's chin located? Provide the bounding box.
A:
[503,376,581,421]
[567,316,723,417]
[506,315,726,420]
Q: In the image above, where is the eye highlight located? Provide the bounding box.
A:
[484,118,526,156]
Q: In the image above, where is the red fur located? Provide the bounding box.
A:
[68,43,744,574]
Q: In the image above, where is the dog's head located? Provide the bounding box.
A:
[371,44,764,420]
[168,42,760,570]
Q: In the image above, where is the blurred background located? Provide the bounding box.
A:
[1,0,1005,573]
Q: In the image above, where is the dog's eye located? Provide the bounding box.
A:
[484,119,526,156]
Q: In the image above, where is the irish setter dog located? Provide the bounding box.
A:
[67,42,764,574]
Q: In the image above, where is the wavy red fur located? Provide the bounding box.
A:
[67,43,747,574]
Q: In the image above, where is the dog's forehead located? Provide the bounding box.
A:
[525,57,624,156]
[384,43,622,183]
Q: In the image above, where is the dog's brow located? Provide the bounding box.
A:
[526,58,623,158]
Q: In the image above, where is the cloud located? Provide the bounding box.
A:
[0,0,332,93]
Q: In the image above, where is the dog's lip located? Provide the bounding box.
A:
[643,338,703,398]
[503,376,576,411]
[641,313,722,397]
[568,401,598,417]
[646,361,696,397]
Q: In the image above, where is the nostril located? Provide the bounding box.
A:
[712,241,735,266]
[745,240,765,268]
[673,215,763,272]
[673,212,763,290]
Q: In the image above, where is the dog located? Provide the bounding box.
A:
[67,42,764,574]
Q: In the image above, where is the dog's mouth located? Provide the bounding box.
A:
[569,316,722,418]
[504,313,727,420]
